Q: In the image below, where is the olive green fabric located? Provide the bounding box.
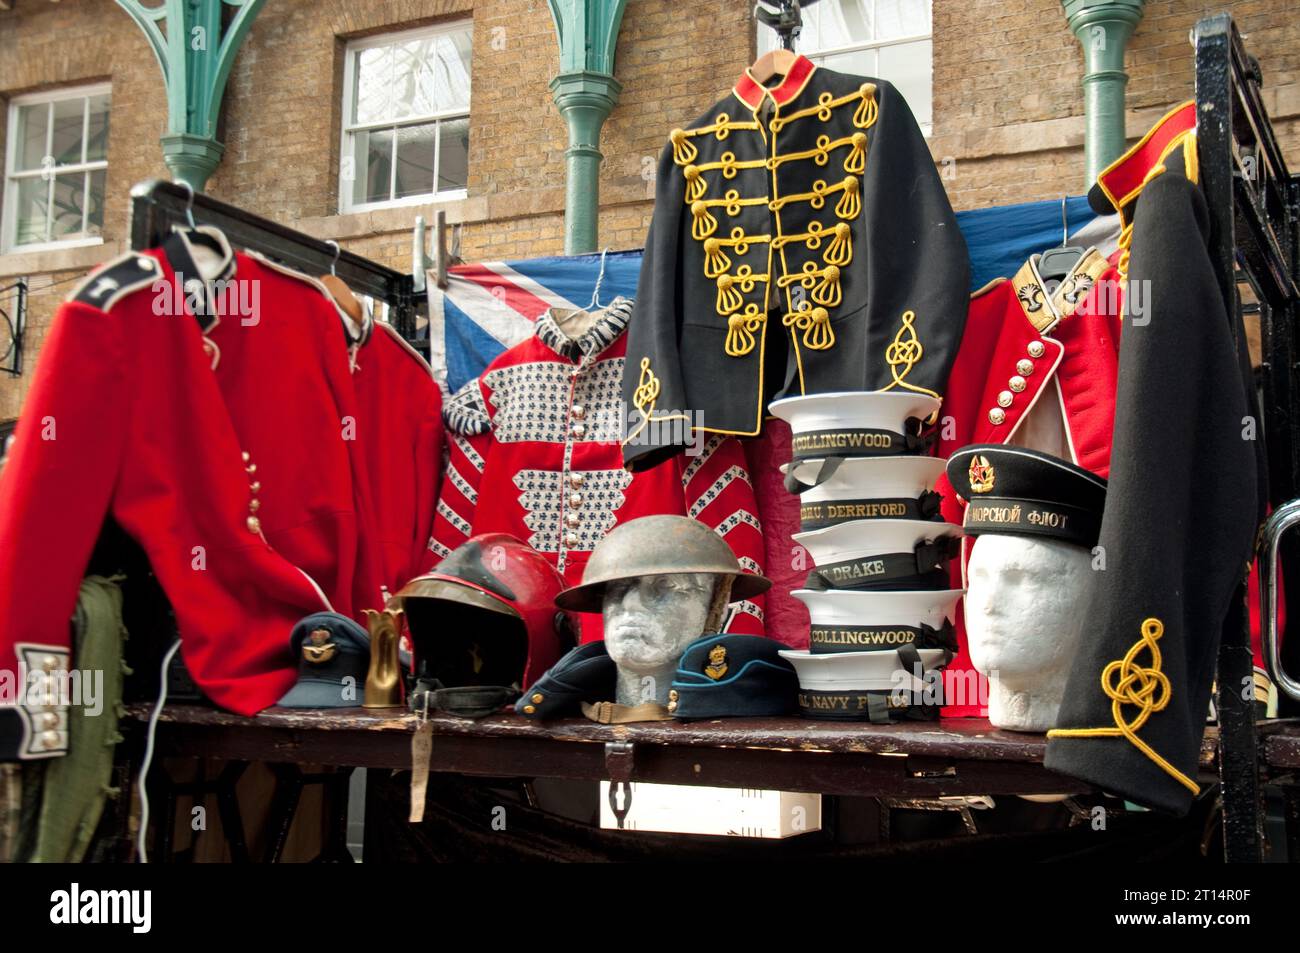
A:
[27,575,129,862]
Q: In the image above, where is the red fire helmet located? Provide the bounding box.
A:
[393,534,572,691]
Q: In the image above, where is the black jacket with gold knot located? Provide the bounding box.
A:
[622,55,969,469]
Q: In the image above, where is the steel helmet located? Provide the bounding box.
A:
[555,515,771,627]
[393,534,573,712]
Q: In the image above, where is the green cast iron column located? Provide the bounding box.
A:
[548,0,628,254]
[1062,0,1146,187]
[117,0,266,190]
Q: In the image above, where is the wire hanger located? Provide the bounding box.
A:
[1036,196,1086,286]
[171,179,227,256]
[320,239,363,325]
[588,247,611,310]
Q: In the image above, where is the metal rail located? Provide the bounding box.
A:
[1196,13,1300,862]
[128,179,418,340]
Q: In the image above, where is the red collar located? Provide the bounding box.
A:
[1093,101,1196,218]
[732,54,817,110]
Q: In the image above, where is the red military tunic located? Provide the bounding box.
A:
[349,318,444,596]
[0,231,387,751]
[936,249,1122,716]
[433,299,766,643]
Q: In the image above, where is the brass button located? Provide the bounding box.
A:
[569,472,585,488]
[1009,375,1027,393]
[988,408,1006,425]
[997,390,1013,408]
[565,512,581,528]
[247,516,262,534]
[245,463,257,474]
[250,481,261,494]
[41,730,61,749]
[532,693,544,704]
[571,422,586,438]
[1027,341,1046,358]
[41,712,60,729]
[569,492,582,508]
[249,499,261,513]
[523,704,536,715]
[42,655,58,672]
[1016,358,1035,375]
[572,404,586,420]
[241,451,251,463]
[565,532,579,547]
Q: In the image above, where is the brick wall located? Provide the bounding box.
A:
[1,0,1299,419]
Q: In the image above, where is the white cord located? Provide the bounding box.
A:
[136,638,181,863]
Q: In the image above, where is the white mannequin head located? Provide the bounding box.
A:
[964,533,1091,731]
[602,571,722,705]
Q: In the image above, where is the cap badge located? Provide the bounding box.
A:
[705,644,729,680]
[968,454,996,494]
[303,628,337,664]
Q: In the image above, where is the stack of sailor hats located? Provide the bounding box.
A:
[769,392,962,723]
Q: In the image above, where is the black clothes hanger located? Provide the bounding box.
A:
[1036,196,1086,288]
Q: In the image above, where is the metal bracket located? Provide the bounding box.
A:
[604,741,634,829]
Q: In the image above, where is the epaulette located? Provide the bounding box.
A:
[67,252,163,311]
[443,377,491,436]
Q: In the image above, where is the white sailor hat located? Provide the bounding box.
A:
[794,518,961,592]
[782,455,947,529]
[769,391,941,463]
[793,588,962,655]
[778,647,949,722]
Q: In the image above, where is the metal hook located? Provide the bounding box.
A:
[326,240,341,277]
[176,179,198,230]
[1061,195,1069,246]
[589,246,610,310]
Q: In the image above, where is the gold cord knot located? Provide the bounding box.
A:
[836,176,862,218]
[1046,617,1200,797]
[683,164,706,201]
[670,128,697,165]
[824,222,853,266]
[723,303,765,357]
[691,200,718,240]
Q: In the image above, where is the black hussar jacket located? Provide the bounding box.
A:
[622,55,969,469]
[1045,102,1264,815]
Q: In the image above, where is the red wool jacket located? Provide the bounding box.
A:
[936,249,1122,717]
[0,232,390,752]
[432,299,766,643]
[350,319,444,596]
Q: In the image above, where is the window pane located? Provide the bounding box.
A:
[875,0,931,39]
[352,128,394,205]
[51,97,85,166]
[394,122,435,199]
[50,173,87,239]
[15,103,50,172]
[13,177,50,245]
[86,168,107,236]
[814,0,874,49]
[86,94,111,162]
[437,117,469,192]
[404,30,473,116]
[879,39,932,130]
[353,45,394,124]
[817,48,877,77]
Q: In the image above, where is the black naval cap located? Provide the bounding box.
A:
[515,641,616,719]
[278,612,370,708]
[667,634,798,719]
[946,445,1107,548]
